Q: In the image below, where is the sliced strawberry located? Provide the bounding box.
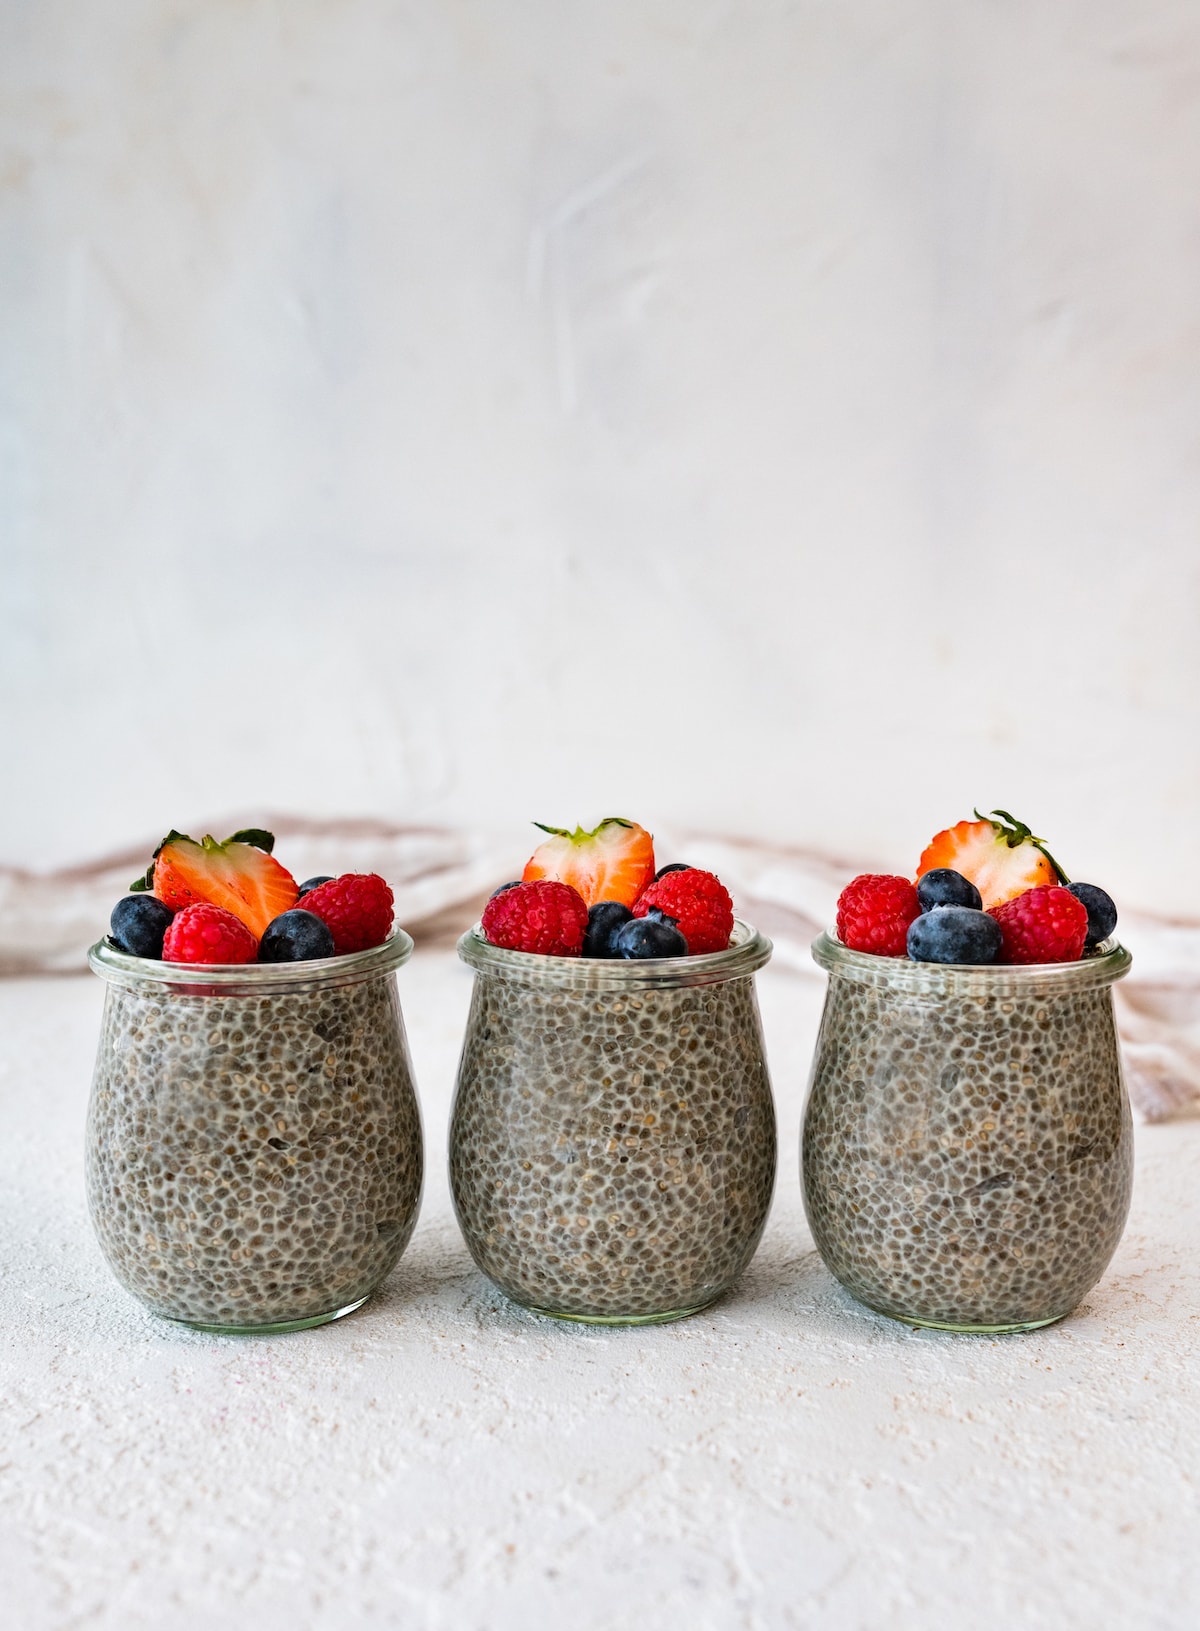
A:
[153,831,298,938]
[917,810,1066,911]
[521,818,655,909]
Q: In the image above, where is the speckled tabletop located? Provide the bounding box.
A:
[3,957,1199,1631]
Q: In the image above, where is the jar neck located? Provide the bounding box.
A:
[458,919,771,990]
[812,930,1131,997]
[88,930,413,995]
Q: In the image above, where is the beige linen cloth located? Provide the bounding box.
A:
[3,817,1197,1123]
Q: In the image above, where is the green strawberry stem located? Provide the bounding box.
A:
[975,808,1071,885]
[131,826,276,891]
[532,818,633,842]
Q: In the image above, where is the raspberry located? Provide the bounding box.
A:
[300,873,394,954]
[836,874,920,957]
[632,868,734,955]
[162,903,258,965]
[481,880,588,957]
[988,885,1088,965]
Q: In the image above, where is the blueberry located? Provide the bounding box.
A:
[654,863,693,882]
[297,876,334,898]
[917,868,982,913]
[583,900,633,958]
[259,909,336,963]
[907,906,1001,965]
[612,917,688,960]
[490,881,521,898]
[109,895,175,959]
[1067,882,1118,948]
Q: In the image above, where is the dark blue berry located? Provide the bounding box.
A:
[907,906,1001,965]
[297,876,334,898]
[259,909,335,963]
[490,881,521,898]
[1067,882,1118,948]
[654,863,692,882]
[613,917,688,959]
[917,868,982,913]
[583,900,633,958]
[109,895,174,959]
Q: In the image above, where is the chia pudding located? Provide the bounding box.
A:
[450,921,776,1323]
[86,934,422,1332]
[802,931,1133,1331]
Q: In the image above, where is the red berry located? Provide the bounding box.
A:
[481,880,589,957]
[917,811,1059,910]
[300,873,394,954]
[153,830,298,937]
[836,874,920,957]
[988,885,1088,965]
[522,818,655,908]
[632,868,734,955]
[162,903,258,965]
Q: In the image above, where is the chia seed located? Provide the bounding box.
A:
[802,932,1134,1331]
[86,936,422,1331]
[449,922,776,1323]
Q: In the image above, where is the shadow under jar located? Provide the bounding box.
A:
[802,932,1134,1333]
[449,921,776,1324]
[86,933,423,1334]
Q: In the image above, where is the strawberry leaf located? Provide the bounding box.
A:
[227,828,276,854]
[152,829,193,858]
[130,828,199,893]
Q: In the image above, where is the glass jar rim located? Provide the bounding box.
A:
[88,928,414,994]
[812,928,1131,995]
[458,917,771,989]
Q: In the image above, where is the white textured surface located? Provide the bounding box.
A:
[3,960,1200,1630]
[4,2,1200,910]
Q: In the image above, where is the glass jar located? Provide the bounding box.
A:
[449,921,776,1324]
[802,931,1133,1332]
[86,933,423,1334]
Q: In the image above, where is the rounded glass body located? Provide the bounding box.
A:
[86,933,423,1334]
[802,932,1133,1332]
[450,921,777,1324]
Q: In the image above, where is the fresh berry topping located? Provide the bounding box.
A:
[481,880,589,956]
[490,881,521,898]
[836,874,920,957]
[613,917,688,960]
[654,862,692,881]
[297,875,334,898]
[916,867,982,914]
[1067,883,1118,949]
[582,900,634,959]
[152,831,298,937]
[907,906,1002,965]
[300,873,394,954]
[258,909,336,963]
[522,818,655,909]
[633,868,734,955]
[917,810,1063,910]
[109,895,175,959]
[162,903,258,965]
[988,885,1088,965]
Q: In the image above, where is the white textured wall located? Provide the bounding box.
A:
[3,2,1199,910]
